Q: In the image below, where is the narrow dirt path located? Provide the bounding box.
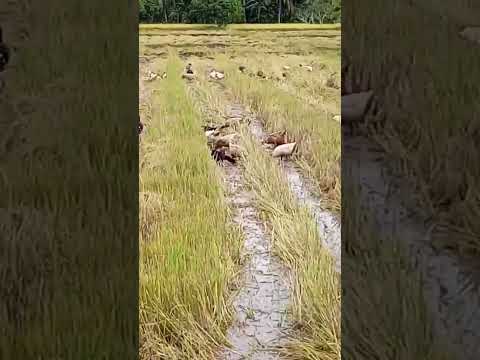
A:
[218,105,292,360]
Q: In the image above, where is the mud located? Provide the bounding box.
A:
[218,106,292,360]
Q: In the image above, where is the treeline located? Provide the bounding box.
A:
[139,0,341,24]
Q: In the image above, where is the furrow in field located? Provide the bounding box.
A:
[344,117,480,360]
[218,107,293,360]
[187,71,340,359]
[187,81,294,359]
[214,58,341,214]
[248,115,341,271]
[200,65,341,266]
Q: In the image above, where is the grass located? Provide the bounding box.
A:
[344,0,480,257]
[222,47,340,114]
[1,1,137,358]
[215,56,341,212]
[139,54,242,359]
[140,26,341,358]
[239,130,340,359]
[342,183,457,360]
[176,50,341,212]
[187,72,340,359]
[412,0,480,26]
[139,25,340,61]
[139,23,341,33]
[140,24,222,32]
[341,3,468,357]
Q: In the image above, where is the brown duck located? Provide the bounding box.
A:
[264,130,287,146]
[212,133,239,150]
[211,147,236,165]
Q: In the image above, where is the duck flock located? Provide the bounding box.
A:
[140,62,299,165]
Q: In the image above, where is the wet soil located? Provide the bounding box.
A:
[218,106,292,360]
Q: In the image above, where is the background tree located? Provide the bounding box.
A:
[277,0,294,23]
[294,0,340,23]
[139,0,341,24]
[188,0,244,24]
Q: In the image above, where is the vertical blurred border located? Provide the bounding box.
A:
[342,1,479,359]
[0,1,139,358]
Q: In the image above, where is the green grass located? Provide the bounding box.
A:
[344,0,480,256]
[139,54,242,359]
[227,23,341,31]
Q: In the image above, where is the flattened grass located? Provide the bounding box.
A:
[139,54,242,359]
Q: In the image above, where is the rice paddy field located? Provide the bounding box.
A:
[139,25,341,359]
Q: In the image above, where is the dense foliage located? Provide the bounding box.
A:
[139,0,340,24]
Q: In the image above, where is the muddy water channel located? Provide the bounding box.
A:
[219,103,341,359]
[219,106,292,360]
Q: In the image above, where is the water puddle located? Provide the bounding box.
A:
[219,107,292,360]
